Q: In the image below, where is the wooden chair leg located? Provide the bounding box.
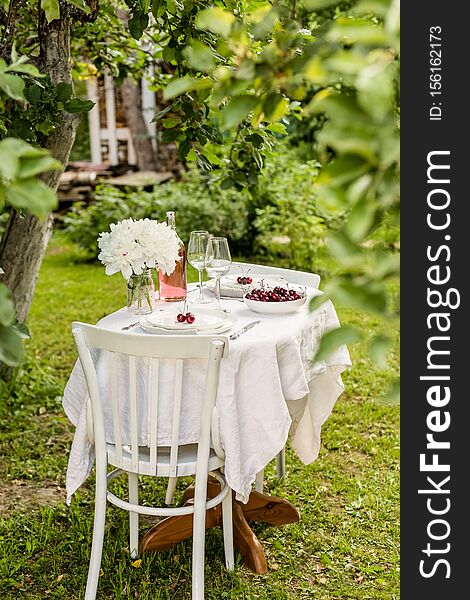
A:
[255,470,264,493]
[276,447,286,480]
[128,472,139,558]
[165,477,178,505]
[221,489,234,570]
[85,462,107,600]
[191,476,209,600]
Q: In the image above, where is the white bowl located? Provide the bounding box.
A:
[243,293,307,315]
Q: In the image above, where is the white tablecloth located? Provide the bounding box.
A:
[63,287,351,504]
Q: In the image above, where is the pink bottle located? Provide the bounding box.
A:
[158,211,187,302]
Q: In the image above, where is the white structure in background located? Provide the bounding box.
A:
[85,69,157,166]
[141,66,157,151]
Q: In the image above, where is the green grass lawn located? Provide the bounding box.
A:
[0,234,399,599]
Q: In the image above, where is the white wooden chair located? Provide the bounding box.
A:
[72,322,234,600]
[229,262,321,491]
[229,261,320,289]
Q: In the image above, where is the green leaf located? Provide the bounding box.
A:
[5,63,43,77]
[151,0,166,18]
[0,72,26,101]
[266,123,287,135]
[17,155,62,179]
[327,233,363,265]
[263,93,289,122]
[64,98,95,113]
[10,44,18,64]
[186,148,197,162]
[328,18,386,45]
[304,0,342,8]
[183,40,216,72]
[202,150,222,166]
[6,178,57,218]
[161,128,181,143]
[357,61,395,121]
[152,105,173,122]
[325,51,367,76]
[317,155,370,187]
[0,324,24,366]
[12,321,31,340]
[162,118,180,129]
[55,82,73,103]
[40,0,60,22]
[0,137,45,159]
[0,284,15,327]
[331,279,388,314]
[67,0,90,13]
[381,380,400,405]
[309,293,329,313]
[317,121,378,161]
[344,198,377,242]
[163,77,212,101]
[220,95,259,130]
[315,184,348,214]
[196,7,235,38]
[128,10,149,40]
[309,94,366,122]
[25,84,42,105]
[0,147,20,180]
[368,334,392,369]
[178,139,190,160]
[315,325,361,362]
[303,56,328,83]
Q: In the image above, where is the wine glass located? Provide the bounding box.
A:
[205,237,232,311]
[187,231,211,304]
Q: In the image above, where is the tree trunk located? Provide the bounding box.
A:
[120,77,157,171]
[0,8,79,323]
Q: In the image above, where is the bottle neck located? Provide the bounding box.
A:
[166,211,176,231]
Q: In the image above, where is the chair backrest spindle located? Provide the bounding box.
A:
[128,355,139,472]
[149,358,159,474]
[169,359,184,477]
[109,351,123,464]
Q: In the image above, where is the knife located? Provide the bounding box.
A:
[229,320,260,340]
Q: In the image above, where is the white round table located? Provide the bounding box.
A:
[63,286,351,505]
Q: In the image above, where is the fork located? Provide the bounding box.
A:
[121,321,140,331]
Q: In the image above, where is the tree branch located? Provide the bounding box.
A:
[1,0,25,57]
[68,0,99,23]
[290,0,297,20]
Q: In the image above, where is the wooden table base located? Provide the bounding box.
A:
[140,479,299,574]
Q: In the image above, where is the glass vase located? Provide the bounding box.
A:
[126,269,155,315]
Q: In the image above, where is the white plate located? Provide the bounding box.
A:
[222,274,287,287]
[139,314,237,335]
[243,293,307,315]
[144,307,229,331]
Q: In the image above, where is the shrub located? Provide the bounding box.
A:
[253,150,329,271]
[63,169,250,257]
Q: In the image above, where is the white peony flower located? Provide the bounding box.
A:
[97,218,180,279]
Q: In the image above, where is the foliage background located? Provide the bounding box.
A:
[0,0,400,597]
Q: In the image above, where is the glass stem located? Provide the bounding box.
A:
[216,276,222,310]
[198,269,204,301]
